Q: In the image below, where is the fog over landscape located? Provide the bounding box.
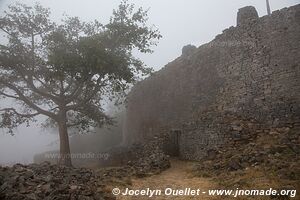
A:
[0,0,299,165]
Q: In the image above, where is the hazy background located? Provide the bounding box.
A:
[0,0,299,165]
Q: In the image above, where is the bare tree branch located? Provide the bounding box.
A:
[0,108,40,118]
[66,80,106,111]
[65,74,95,103]
[0,80,58,120]
[32,74,59,96]
[0,91,21,100]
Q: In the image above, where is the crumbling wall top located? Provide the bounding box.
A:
[182,44,197,57]
[237,6,259,26]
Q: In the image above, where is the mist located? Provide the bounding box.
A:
[0,0,299,166]
[0,124,58,165]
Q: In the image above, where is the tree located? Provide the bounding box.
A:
[0,1,161,166]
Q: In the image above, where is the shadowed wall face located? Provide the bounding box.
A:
[124,5,300,160]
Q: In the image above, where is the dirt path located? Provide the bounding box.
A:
[116,159,217,200]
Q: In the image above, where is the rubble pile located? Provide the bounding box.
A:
[0,162,115,200]
[127,137,171,177]
[106,136,171,177]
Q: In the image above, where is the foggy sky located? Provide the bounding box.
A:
[1,0,299,70]
[0,0,299,165]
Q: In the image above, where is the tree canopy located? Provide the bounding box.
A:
[0,0,161,165]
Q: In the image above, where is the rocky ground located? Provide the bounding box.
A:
[117,159,216,200]
[1,126,298,200]
[0,162,112,200]
[0,138,170,200]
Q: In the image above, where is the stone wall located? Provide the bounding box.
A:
[123,5,300,160]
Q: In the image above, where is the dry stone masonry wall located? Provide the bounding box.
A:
[124,5,300,161]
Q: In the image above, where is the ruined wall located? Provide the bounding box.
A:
[123,5,300,160]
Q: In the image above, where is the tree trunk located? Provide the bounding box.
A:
[58,112,72,166]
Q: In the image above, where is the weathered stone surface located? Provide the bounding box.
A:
[123,4,300,162]
[237,6,259,26]
[193,125,300,182]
